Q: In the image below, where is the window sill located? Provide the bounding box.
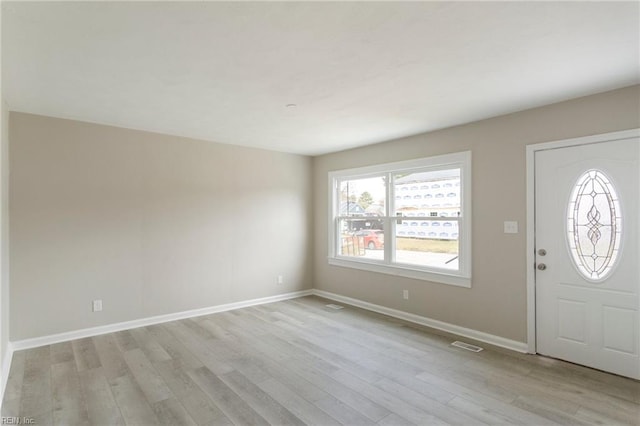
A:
[328,257,471,288]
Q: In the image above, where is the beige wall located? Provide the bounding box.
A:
[313,85,640,343]
[7,85,640,343]
[1,99,9,373]
[10,113,312,340]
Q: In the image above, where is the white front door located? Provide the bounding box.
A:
[535,135,639,379]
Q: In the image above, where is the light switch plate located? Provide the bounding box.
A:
[504,221,518,234]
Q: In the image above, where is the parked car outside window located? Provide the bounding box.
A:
[355,229,384,250]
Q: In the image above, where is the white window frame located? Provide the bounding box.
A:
[328,151,472,287]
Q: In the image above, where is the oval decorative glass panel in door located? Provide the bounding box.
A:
[567,170,622,281]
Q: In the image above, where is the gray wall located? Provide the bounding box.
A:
[10,113,312,340]
[313,85,640,343]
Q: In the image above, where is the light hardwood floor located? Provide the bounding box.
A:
[2,296,639,425]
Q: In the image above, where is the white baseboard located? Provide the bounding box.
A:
[312,289,528,353]
[11,289,313,351]
[0,341,15,405]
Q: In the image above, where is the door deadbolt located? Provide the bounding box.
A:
[537,263,547,270]
[538,249,547,256]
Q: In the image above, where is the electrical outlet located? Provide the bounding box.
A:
[403,290,409,300]
[504,221,518,234]
[277,275,283,285]
[92,299,102,312]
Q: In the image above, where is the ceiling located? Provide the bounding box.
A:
[2,2,639,156]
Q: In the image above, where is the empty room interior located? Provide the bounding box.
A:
[1,1,639,425]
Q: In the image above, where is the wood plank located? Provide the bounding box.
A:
[220,370,305,426]
[3,349,26,403]
[219,354,273,385]
[512,395,590,425]
[113,330,139,352]
[145,324,204,370]
[447,363,583,415]
[196,318,234,339]
[188,366,269,426]
[215,314,295,362]
[19,346,52,425]
[497,362,640,424]
[182,318,217,340]
[50,341,75,365]
[257,377,341,426]
[153,359,233,426]
[446,396,524,425]
[419,366,520,404]
[130,326,172,363]
[197,312,238,337]
[1,398,20,418]
[152,398,197,426]
[377,413,417,426]
[123,348,173,404]
[524,354,640,404]
[280,332,384,384]
[283,355,390,422]
[51,360,90,425]
[217,311,272,338]
[330,369,449,425]
[291,298,471,360]
[79,367,125,426]
[109,374,160,425]
[72,338,102,372]
[272,310,447,385]
[574,405,639,426]
[415,369,557,425]
[377,368,455,405]
[92,333,129,380]
[165,322,234,376]
[222,334,331,403]
[314,394,374,425]
[374,377,483,425]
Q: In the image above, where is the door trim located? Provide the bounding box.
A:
[525,128,640,354]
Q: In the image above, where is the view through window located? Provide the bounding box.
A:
[329,152,471,286]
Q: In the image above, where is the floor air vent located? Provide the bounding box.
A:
[451,341,483,352]
[325,304,345,310]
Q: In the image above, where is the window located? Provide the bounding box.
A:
[567,169,622,281]
[328,151,471,287]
